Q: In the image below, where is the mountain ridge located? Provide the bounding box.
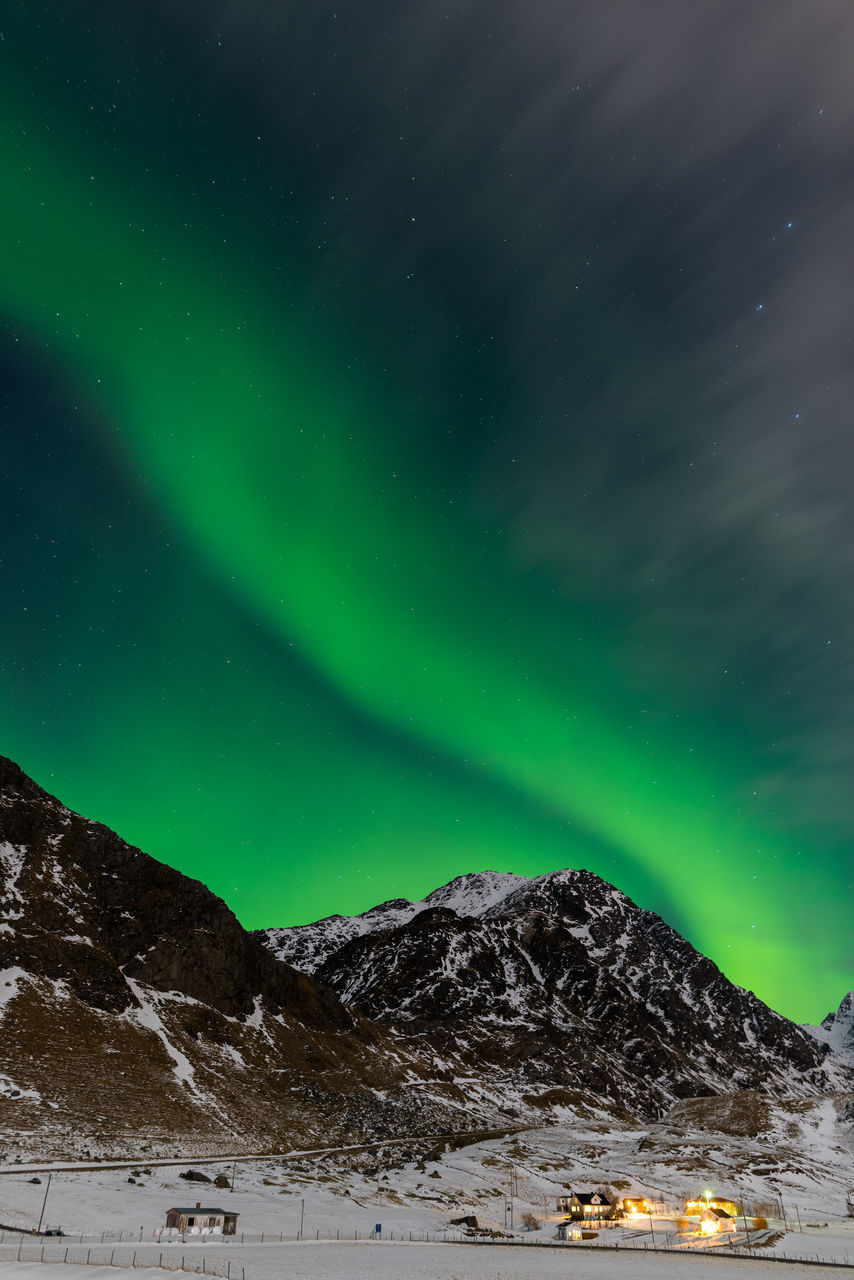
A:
[261,867,849,1118]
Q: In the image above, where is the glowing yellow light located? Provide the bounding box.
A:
[701,1219,719,1235]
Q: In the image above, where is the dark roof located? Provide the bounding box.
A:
[702,1208,734,1219]
[167,1208,237,1216]
[574,1193,612,1206]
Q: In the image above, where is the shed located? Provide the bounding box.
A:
[700,1207,736,1235]
[165,1205,238,1234]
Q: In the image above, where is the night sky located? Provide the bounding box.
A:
[2,1,852,1022]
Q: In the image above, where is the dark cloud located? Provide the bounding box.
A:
[430,2,854,836]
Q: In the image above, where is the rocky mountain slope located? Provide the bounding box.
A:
[0,757,476,1160]
[2,752,848,1164]
[261,869,849,1119]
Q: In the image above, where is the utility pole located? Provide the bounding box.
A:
[740,1191,751,1248]
[36,1174,52,1235]
[299,1198,305,1238]
[230,1162,236,1193]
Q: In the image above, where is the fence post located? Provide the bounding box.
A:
[110,1250,115,1266]
[132,1251,136,1268]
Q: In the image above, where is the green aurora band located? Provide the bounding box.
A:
[1,16,850,1023]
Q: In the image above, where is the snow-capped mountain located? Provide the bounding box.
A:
[263,869,530,976]
[261,869,848,1118]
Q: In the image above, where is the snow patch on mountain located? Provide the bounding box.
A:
[0,1072,41,1103]
[0,842,26,923]
[123,975,199,1090]
[0,965,31,1018]
[422,870,529,917]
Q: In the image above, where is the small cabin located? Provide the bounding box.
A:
[165,1206,238,1235]
[558,1192,614,1221]
[700,1207,735,1235]
[621,1197,650,1216]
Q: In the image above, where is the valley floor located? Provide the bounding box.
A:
[1,1107,852,1279]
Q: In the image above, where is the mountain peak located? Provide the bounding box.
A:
[810,991,854,1065]
[422,869,528,916]
[261,867,845,1118]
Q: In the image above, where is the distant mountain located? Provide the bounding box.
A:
[0,756,469,1161]
[261,869,847,1119]
[805,992,854,1068]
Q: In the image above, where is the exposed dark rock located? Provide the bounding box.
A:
[0,755,346,1027]
[262,868,848,1118]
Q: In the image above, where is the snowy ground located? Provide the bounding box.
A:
[0,1247,851,1280]
[1,1109,852,1278]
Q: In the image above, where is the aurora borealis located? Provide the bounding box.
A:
[2,1,852,1022]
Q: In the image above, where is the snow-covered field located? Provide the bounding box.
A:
[0,1246,851,1280]
[1,1110,852,1279]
